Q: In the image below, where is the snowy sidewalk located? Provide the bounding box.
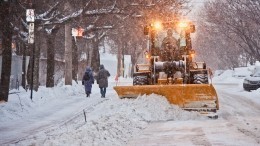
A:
[0,82,109,145]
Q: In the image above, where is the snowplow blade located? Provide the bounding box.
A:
[114,84,219,112]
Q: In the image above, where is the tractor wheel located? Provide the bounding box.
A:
[133,75,148,85]
[193,74,208,84]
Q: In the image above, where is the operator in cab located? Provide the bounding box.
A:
[162,29,178,50]
[161,29,179,61]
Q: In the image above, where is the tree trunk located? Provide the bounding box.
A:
[22,43,27,89]
[72,37,78,83]
[131,55,137,78]
[117,45,122,77]
[122,45,125,78]
[65,23,72,85]
[0,1,12,102]
[130,46,141,77]
[86,40,92,66]
[91,38,100,73]
[46,34,56,87]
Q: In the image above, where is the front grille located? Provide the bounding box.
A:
[249,81,260,84]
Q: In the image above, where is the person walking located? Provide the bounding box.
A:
[96,64,110,98]
[82,66,94,97]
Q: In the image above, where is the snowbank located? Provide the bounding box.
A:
[17,95,203,146]
[213,70,241,84]
[213,65,260,104]
[1,57,260,145]
[0,79,204,146]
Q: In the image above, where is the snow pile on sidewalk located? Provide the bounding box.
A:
[16,94,203,146]
[213,63,258,85]
[213,65,260,104]
[213,70,239,84]
[0,80,85,123]
[1,79,204,146]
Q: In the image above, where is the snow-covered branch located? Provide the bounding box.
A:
[36,2,61,21]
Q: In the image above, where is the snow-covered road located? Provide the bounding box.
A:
[128,84,260,145]
[1,80,260,146]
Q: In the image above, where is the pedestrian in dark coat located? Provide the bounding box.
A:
[96,64,110,98]
[82,67,94,97]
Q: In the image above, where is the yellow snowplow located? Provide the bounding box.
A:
[114,84,219,113]
[114,20,219,116]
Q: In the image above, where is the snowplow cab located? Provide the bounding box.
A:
[114,20,219,117]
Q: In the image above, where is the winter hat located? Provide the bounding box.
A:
[86,66,92,72]
[100,64,104,69]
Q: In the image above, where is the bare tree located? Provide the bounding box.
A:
[194,0,260,70]
[0,1,13,102]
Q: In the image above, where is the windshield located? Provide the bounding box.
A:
[154,29,180,49]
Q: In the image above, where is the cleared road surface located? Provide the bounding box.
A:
[128,84,260,146]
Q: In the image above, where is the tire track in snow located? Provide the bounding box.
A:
[216,87,260,118]
[1,93,109,145]
[191,127,211,146]
[215,86,260,144]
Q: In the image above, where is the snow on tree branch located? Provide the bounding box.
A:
[55,9,83,24]
[84,0,117,15]
[36,2,61,21]
[44,25,59,35]
[21,18,28,30]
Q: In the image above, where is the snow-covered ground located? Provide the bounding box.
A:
[1,64,260,145]
[0,78,204,146]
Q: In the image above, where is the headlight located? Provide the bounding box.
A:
[243,79,250,84]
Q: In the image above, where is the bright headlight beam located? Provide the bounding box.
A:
[178,22,188,28]
[153,21,162,30]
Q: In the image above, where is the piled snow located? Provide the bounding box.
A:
[0,78,204,146]
[213,66,253,85]
[213,70,224,77]
[0,80,84,123]
[213,70,240,84]
[213,62,260,85]
[15,94,203,146]
[232,67,252,78]
[1,52,260,146]
[255,61,260,67]
[212,64,260,104]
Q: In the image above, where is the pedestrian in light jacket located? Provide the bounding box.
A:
[82,66,94,97]
[96,64,110,98]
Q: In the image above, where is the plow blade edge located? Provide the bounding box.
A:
[114,84,219,111]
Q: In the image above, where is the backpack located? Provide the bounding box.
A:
[83,72,90,81]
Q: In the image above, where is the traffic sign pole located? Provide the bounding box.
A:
[26,8,35,100]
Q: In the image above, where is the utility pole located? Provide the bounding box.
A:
[26,1,35,100]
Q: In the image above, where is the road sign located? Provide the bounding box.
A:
[26,9,35,22]
[28,23,34,44]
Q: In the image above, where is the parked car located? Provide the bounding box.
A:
[243,71,260,91]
